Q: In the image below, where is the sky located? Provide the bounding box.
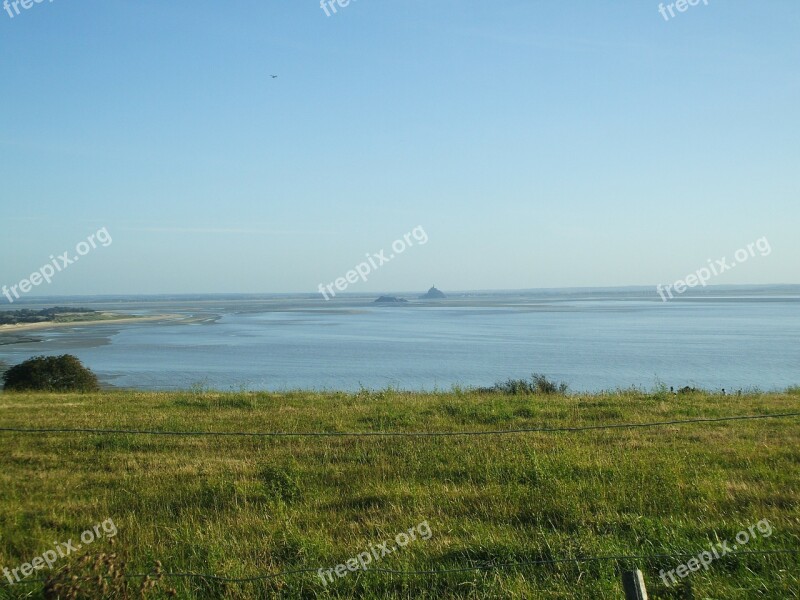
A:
[1,0,798,298]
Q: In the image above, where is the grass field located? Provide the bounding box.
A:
[0,387,798,599]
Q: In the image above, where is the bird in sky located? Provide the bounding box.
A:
[271,75,278,79]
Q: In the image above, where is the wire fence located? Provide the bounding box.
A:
[0,411,797,438]
[1,408,798,593]
[10,549,799,586]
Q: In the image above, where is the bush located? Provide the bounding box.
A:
[530,373,568,395]
[2,354,100,392]
[677,386,699,395]
[481,373,568,396]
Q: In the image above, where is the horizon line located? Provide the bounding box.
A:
[2,282,799,304]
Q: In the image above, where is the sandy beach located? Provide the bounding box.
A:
[0,313,186,334]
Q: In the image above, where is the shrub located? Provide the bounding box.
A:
[481,373,568,395]
[530,373,569,395]
[677,386,699,395]
[2,354,100,392]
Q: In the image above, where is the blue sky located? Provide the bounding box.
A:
[1,0,798,297]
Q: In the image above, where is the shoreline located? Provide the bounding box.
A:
[0,313,186,334]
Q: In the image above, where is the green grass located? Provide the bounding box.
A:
[0,388,798,599]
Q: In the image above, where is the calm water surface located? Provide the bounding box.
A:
[1,288,798,392]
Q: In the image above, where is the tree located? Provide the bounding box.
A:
[2,354,100,392]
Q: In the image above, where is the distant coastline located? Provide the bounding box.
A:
[0,313,184,334]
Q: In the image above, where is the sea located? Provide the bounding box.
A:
[1,286,798,393]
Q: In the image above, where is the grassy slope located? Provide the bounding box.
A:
[0,389,798,599]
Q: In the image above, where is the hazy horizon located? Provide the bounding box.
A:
[2,282,800,305]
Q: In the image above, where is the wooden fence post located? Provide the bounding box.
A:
[621,569,648,600]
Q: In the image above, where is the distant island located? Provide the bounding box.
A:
[419,286,446,300]
[374,287,444,303]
